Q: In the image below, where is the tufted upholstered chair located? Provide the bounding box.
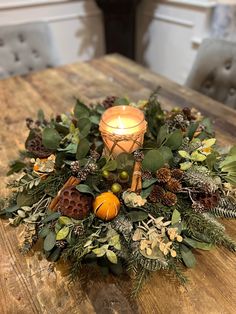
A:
[0,22,58,79]
[186,38,236,109]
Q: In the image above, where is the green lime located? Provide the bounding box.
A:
[119,171,129,180]
[111,183,122,194]
[102,170,110,179]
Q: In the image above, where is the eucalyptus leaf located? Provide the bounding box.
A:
[127,211,148,222]
[106,250,118,264]
[171,209,181,225]
[140,185,153,199]
[76,184,95,197]
[77,118,91,137]
[56,226,70,240]
[5,204,19,213]
[165,130,183,150]
[48,247,61,262]
[187,122,199,140]
[142,149,164,172]
[76,138,90,160]
[39,226,50,238]
[142,178,158,189]
[44,231,56,251]
[114,97,129,106]
[102,160,117,171]
[116,153,134,169]
[156,125,168,147]
[183,237,213,251]
[41,212,61,224]
[180,244,196,268]
[158,146,173,163]
[59,216,72,225]
[90,115,100,125]
[42,128,61,149]
[74,99,90,118]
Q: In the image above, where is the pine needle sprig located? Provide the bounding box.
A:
[180,207,236,252]
[211,197,236,219]
[131,266,151,298]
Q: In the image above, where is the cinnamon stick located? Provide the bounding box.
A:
[49,176,80,211]
[130,161,142,192]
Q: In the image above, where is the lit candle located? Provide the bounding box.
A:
[99,105,147,157]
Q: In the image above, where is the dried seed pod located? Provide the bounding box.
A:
[57,186,92,219]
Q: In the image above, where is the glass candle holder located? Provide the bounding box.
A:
[99,105,147,158]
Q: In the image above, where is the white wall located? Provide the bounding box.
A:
[0,0,105,65]
[136,0,216,84]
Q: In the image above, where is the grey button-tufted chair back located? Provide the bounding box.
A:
[186,38,236,109]
[0,22,58,79]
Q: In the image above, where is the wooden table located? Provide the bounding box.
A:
[0,54,236,314]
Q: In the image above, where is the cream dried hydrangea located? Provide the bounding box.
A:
[122,191,147,208]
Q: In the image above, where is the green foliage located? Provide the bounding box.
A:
[76,138,90,160]
[165,130,183,150]
[42,127,61,149]
[142,149,164,172]
[180,244,196,268]
[220,145,236,185]
[74,99,90,119]
[44,231,56,251]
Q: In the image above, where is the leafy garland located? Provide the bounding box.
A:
[1,91,236,296]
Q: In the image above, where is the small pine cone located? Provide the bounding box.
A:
[166,178,182,193]
[73,224,84,236]
[70,161,80,174]
[133,150,144,162]
[87,162,98,173]
[156,167,171,183]
[174,114,185,124]
[192,202,205,213]
[56,240,67,249]
[149,185,165,203]
[102,96,117,109]
[142,170,153,180]
[77,169,89,181]
[171,169,183,180]
[162,192,177,207]
[90,150,100,161]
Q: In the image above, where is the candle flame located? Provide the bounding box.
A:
[117,116,125,129]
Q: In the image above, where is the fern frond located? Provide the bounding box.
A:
[211,197,236,219]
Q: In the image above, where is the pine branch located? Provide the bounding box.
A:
[211,197,236,219]
[131,266,150,298]
[181,207,236,252]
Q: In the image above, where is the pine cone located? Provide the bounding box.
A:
[102,96,117,109]
[162,192,177,207]
[192,201,205,213]
[90,150,100,161]
[26,134,52,158]
[148,185,165,203]
[166,178,182,193]
[171,169,183,180]
[142,170,153,180]
[88,162,98,173]
[133,150,144,162]
[57,187,92,219]
[73,224,85,236]
[156,167,171,183]
[56,240,67,249]
[70,161,80,174]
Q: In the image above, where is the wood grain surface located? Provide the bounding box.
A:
[0,54,236,314]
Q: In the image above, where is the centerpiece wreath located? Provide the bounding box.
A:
[1,91,236,296]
